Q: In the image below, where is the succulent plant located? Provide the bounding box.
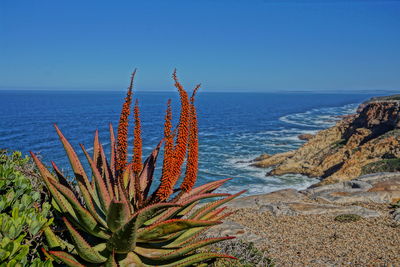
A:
[0,150,53,266]
[30,71,244,266]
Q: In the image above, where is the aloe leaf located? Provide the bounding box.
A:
[159,253,237,267]
[81,144,111,211]
[119,252,144,266]
[62,217,108,263]
[190,190,246,219]
[93,130,101,168]
[163,226,209,248]
[213,211,236,221]
[117,178,130,211]
[48,179,97,229]
[134,203,181,228]
[148,237,234,261]
[49,251,86,267]
[43,227,61,249]
[54,125,94,197]
[109,123,117,189]
[181,178,232,199]
[48,179,110,239]
[137,219,221,241]
[98,139,114,200]
[127,166,136,202]
[78,183,108,228]
[106,198,130,232]
[30,152,77,220]
[104,252,118,267]
[51,161,72,188]
[149,193,229,225]
[200,207,227,220]
[139,141,162,199]
[122,163,132,189]
[107,203,180,253]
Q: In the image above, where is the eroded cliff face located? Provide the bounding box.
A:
[252,97,400,186]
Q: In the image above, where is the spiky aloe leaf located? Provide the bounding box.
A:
[162,226,208,248]
[48,179,96,228]
[106,198,130,232]
[119,252,144,266]
[97,138,114,200]
[81,143,111,211]
[51,161,71,187]
[48,179,110,239]
[107,203,180,253]
[137,219,221,241]
[78,182,108,228]
[182,178,232,198]
[93,130,101,167]
[157,253,237,267]
[54,125,94,197]
[63,217,108,263]
[109,123,117,189]
[149,193,230,225]
[104,252,118,267]
[200,207,227,220]
[30,152,78,220]
[44,227,61,249]
[122,163,133,189]
[49,251,86,267]
[146,237,235,261]
[139,141,162,198]
[190,190,246,219]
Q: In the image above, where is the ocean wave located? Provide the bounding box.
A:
[279,103,358,129]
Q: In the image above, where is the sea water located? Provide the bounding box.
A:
[0,90,381,195]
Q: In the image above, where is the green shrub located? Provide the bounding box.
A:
[209,240,274,267]
[361,158,400,175]
[334,214,361,223]
[0,150,53,266]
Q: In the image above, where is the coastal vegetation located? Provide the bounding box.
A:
[0,150,53,266]
[28,72,243,266]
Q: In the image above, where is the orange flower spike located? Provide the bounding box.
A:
[132,99,143,174]
[170,70,190,184]
[180,85,200,192]
[116,69,136,175]
[155,100,175,200]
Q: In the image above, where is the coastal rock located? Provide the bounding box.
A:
[253,96,400,184]
[252,154,270,162]
[303,172,400,204]
[228,189,310,209]
[298,133,314,141]
[263,202,379,218]
[205,220,262,243]
[250,150,295,168]
[227,188,381,218]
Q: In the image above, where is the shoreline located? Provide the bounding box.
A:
[250,95,400,187]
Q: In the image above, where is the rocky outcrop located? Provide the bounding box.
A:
[252,95,400,185]
[298,133,314,141]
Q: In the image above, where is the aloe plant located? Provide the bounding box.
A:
[30,71,244,266]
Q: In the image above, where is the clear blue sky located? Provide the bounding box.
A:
[0,0,399,92]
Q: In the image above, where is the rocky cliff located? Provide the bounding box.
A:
[252,95,400,186]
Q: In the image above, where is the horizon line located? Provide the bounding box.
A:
[0,88,398,94]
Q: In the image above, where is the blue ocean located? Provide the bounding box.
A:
[0,91,382,195]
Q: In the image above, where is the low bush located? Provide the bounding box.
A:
[0,150,53,266]
[334,214,361,223]
[361,158,400,175]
